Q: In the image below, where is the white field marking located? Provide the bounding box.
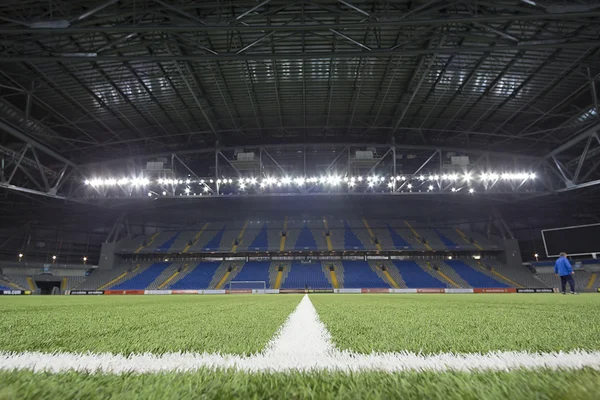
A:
[1,294,600,374]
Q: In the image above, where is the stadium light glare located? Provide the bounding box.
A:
[428,185,434,190]
[282,177,292,185]
[260,181,267,188]
[295,177,305,185]
[451,187,457,192]
[185,179,191,184]
[162,191,167,195]
[209,179,214,183]
[83,256,87,262]
[348,181,355,188]
[419,175,425,181]
[463,173,472,182]
[147,192,152,197]
[239,183,246,190]
[469,188,475,194]
[357,176,363,182]
[200,179,205,184]
[250,177,257,185]
[368,182,374,188]
[84,180,90,185]
[387,182,393,188]
[203,186,209,192]
[185,188,190,194]
[52,255,56,260]
[18,253,23,258]
[407,183,413,189]
[450,174,459,181]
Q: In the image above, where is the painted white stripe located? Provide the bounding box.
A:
[1,295,599,374]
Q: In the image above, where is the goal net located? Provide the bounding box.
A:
[229,281,266,290]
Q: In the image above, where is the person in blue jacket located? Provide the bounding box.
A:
[555,252,577,294]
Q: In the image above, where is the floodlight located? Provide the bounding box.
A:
[282,177,292,185]
[52,255,57,260]
[83,257,87,262]
[407,183,413,189]
[185,179,191,184]
[18,253,23,258]
[162,191,167,195]
[357,176,363,182]
[250,177,257,185]
[428,185,434,190]
[451,187,457,192]
[148,192,152,197]
[419,175,425,181]
[368,182,374,188]
[185,188,190,194]
[387,182,393,188]
[469,188,475,193]
[203,186,209,192]
[228,179,233,184]
[84,180,90,185]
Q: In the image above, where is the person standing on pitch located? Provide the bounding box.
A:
[555,252,577,294]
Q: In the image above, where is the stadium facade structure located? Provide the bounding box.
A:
[2,217,599,294]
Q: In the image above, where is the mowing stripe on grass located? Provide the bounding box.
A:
[1,295,599,374]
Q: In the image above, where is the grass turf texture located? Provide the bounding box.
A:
[0,295,302,355]
[310,294,600,354]
[1,369,599,400]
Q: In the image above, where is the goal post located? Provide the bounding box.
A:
[228,280,267,290]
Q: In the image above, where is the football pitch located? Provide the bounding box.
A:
[1,294,599,399]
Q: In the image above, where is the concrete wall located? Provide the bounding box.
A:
[99,242,119,270]
[500,239,523,270]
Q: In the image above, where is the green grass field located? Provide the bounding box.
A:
[0,295,301,354]
[1,294,599,399]
[311,294,600,354]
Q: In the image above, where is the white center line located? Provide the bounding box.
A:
[1,295,600,374]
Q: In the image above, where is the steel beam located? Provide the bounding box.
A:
[80,142,542,167]
[4,12,600,33]
[0,120,76,167]
[2,41,598,63]
[544,123,600,159]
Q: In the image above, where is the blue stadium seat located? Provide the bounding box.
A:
[445,260,509,288]
[295,223,319,250]
[434,229,459,249]
[155,232,180,252]
[248,224,269,251]
[281,262,331,289]
[393,261,447,288]
[342,261,389,288]
[344,221,364,250]
[386,224,412,249]
[203,226,226,251]
[112,262,171,290]
[170,262,221,289]
[233,262,271,286]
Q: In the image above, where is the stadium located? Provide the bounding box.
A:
[1,0,600,398]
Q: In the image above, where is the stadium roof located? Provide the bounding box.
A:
[0,0,599,223]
